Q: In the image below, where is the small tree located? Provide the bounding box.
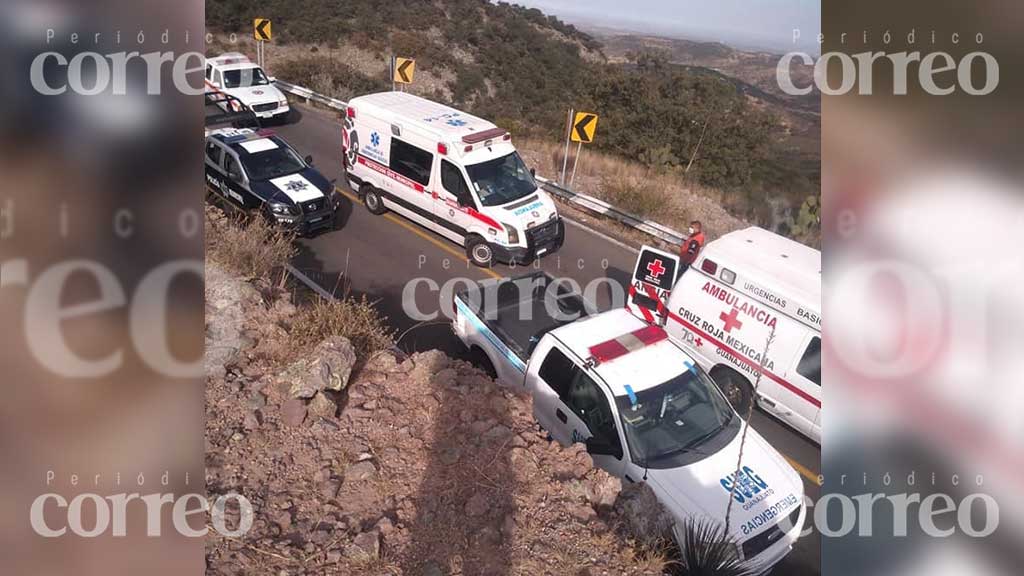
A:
[674,517,756,576]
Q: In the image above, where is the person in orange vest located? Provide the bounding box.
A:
[678,220,706,276]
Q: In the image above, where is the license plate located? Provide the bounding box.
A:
[309,216,323,223]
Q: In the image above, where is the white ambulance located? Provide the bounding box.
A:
[342,92,564,267]
[204,53,290,121]
[627,228,822,443]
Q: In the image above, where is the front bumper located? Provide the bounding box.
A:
[271,204,336,236]
[254,103,290,119]
[492,218,565,264]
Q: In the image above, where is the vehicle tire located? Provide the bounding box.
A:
[363,187,387,215]
[712,367,754,417]
[470,346,497,379]
[466,236,494,268]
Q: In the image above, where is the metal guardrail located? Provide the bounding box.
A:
[275,80,687,247]
[535,176,686,247]
[276,79,348,111]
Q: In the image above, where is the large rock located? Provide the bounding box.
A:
[204,261,262,378]
[280,398,307,427]
[308,392,337,420]
[280,337,357,399]
[614,482,677,549]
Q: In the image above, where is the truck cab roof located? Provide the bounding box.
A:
[556,308,702,397]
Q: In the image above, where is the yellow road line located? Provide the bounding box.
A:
[785,456,822,486]
[336,187,503,281]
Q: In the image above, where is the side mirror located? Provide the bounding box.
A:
[304,155,314,165]
[268,76,277,83]
[457,195,473,208]
[530,167,536,178]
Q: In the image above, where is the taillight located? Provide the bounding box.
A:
[503,133,511,141]
[700,258,718,275]
[346,107,356,118]
[438,143,448,155]
[464,145,473,153]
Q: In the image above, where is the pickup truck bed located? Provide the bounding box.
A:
[455,272,590,371]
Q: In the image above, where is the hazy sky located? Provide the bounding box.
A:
[509,0,820,53]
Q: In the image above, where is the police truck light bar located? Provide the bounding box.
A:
[588,325,668,365]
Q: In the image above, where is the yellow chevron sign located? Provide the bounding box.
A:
[394,57,415,84]
[254,18,272,41]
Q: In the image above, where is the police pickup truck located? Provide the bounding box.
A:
[204,127,339,236]
[452,272,806,571]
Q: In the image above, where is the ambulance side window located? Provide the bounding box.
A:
[441,159,471,204]
[390,139,433,186]
[796,336,821,386]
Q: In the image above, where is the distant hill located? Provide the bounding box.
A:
[207,0,817,234]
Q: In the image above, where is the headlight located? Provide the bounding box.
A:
[278,98,288,107]
[502,222,520,244]
[269,202,296,215]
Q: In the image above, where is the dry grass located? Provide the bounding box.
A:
[516,138,747,243]
[289,295,395,362]
[205,206,297,281]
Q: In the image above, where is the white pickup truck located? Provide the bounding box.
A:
[452,272,806,571]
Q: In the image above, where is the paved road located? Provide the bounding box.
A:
[275,103,821,574]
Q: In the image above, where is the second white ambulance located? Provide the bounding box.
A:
[628,228,822,443]
[342,92,564,267]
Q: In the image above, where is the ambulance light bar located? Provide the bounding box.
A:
[462,127,508,144]
[588,325,668,365]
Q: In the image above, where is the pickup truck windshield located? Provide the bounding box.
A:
[466,152,537,207]
[615,369,734,466]
[243,147,305,181]
[223,67,270,88]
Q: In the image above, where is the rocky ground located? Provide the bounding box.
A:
[204,260,674,575]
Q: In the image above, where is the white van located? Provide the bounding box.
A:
[342,92,564,267]
[628,228,822,443]
[205,53,290,121]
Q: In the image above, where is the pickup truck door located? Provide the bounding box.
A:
[628,245,681,325]
[529,341,628,477]
[530,342,588,446]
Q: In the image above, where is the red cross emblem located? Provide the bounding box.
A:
[646,258,666,280]
[694,336,704,347]
[720,308,744,333]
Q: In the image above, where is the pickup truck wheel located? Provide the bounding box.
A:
[363,187,387,215]
[466,236,494,268]
[712,367,754,417]
[469,346,497,379]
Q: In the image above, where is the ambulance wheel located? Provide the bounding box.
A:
[712,367,753,417]
[466,236,494,267]
[363,188,387,215]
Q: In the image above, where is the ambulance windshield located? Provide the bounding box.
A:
[615,367,735,466]
[466,152,537,207]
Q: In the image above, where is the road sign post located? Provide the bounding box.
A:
[569,141,583,188]
[560,108,573,186]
